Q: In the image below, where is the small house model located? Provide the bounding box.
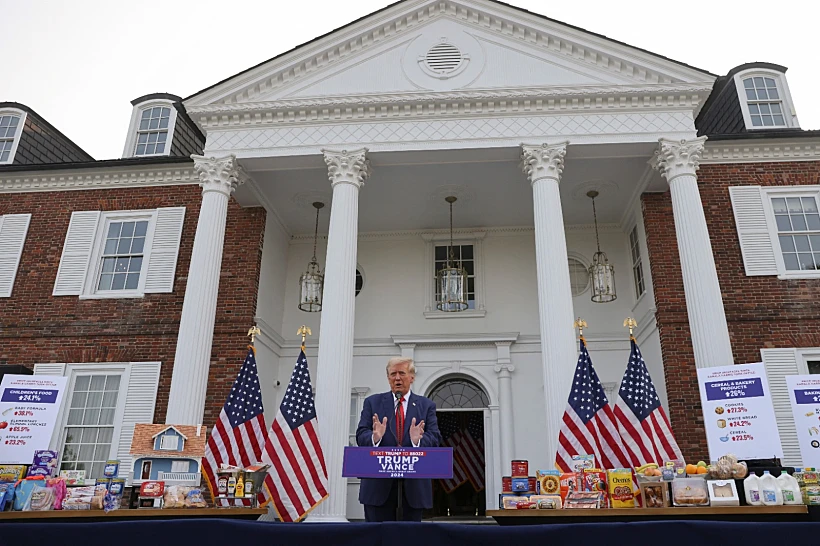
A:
[130,424,207,486]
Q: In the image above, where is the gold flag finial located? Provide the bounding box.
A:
[297,325,312,349]
[623,317,637,337]
[573,318,588,338]
[247,324,261,344]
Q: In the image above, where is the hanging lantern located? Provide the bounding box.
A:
[299,202,324,312]
[436,196,468,312]
[587,190,617,303]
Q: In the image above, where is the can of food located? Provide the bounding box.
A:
[528,476,536,492]
[502,476,512,492]
[511,460,528,477]
[511,477,529,492]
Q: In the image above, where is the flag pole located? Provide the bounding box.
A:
[573,317,588,343]
[247,324,261,352]
[297,325,312,351]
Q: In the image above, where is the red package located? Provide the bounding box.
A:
[583,470,609,508]
[559,472,581,502]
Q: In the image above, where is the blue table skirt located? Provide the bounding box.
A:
[5,519,820,545]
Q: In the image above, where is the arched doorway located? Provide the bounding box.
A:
[426,376,489,520]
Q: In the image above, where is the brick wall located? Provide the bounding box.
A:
[0,184,266,428]
[643,160,820,462]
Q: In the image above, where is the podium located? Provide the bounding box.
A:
[342,447,453,520]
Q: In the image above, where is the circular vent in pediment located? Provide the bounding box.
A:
[425,42,462,74]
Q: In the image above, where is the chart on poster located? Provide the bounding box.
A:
[0,374,67,464]
[697,363,783,461]
[786,375,820,468]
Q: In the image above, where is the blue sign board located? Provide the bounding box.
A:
[704,378,765,401]
[0,388,60,404]
[794,389,820,405]
[341,447,454,479]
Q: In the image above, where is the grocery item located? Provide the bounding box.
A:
[32,450,59,472]
[559,472,581,502]
[502,495,527,509]
[186,488,208,508]
[24,485,55,511]
[564,491,602,509]
[0,465,26,483]
[244,475,254,497]
[59,470,86,486]
[236,472,245,497]
[536,470,560,496]
[743,473,762,506]
[46,477,66,510]
[26,466,52,477]
[776,471,802,505]
[639,481,669,508]
[501,476,512,493]
[529,495,562,509]
[759,470,784,506]
[511,460,528,477]
[13,478,45,511]
[707,480,739,506]
[228,475,237,495]
[671,477,709,506]
[607,468,636,508]
[571,454,595,473]
[511,477,529,492]
[582,470,608,508]
[0,482,16,511]
[103,460,120,478]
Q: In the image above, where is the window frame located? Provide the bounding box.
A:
[348,387,370,484]
[762,186,820,279]
[81,210,159,299]
[121,100,178,159]
[0,109,26,165]
[733,69,799,131]
[170,460,189,473]
[628,224,646,299]
[159,435,180,451]
[422,231,487,319]
[56,363,130,479]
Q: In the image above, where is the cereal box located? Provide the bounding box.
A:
[607,468,636,508]
[571,454,595,473]
[536,470,560,496]
[582,469,608,508]
[0,465,26,483]
[559,472,581,502]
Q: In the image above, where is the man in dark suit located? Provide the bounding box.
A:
[356,357,441,522]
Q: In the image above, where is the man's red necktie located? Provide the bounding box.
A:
[396,396,405,445]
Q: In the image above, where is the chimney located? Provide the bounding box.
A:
[197,424,202,437]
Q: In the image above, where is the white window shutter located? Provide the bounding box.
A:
[116,362,161,478]
[0,213,32,297]
[53,211,101,296]
[32,363,67,376]
[144,207,185,293]
[729,186,778,276]
[761,348,801,466]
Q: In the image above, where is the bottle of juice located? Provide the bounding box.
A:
[759,470,784,506]
[744,473,762,505]
[777,470,803,505]
[236,472,245,498]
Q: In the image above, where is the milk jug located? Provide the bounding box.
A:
[777,471,803,505]
[744,473,762,505]
[759,470,784,505]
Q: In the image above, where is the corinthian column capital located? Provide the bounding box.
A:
[191,154,249,196]
[652,136,708,183]
[520,142,568,185]
[322,148,371,189]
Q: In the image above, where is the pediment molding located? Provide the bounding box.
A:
[185,0,713,113]
[0,164,198,193]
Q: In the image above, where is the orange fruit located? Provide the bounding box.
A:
[697,466,708,474]
[685,464,698,475]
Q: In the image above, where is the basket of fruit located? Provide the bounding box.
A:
[637,463,663,482]
[685,461,709,477]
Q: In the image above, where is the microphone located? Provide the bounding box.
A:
[394,391,403,400]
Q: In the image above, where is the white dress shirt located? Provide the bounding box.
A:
[373,390,421,447]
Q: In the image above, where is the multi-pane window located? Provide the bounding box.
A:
[134,107,171,156]
[568,258,590,297]
[743,77,786,127]
[0,114,20,162]
[629,226,646,297]
[772,196,820,271]
[160,435,180,450]
[60,374,121,478]
[98,220,149,291]
[808,360,820,375]
[434,244,475,309]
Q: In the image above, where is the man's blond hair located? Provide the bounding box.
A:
[386,357,416,376]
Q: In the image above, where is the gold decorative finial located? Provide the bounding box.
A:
[623,317,637,337]
[297,325,312,348]
[573,318,588,338]
[247,325,261,343]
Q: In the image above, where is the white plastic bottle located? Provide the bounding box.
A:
[744,472,762,506]
[759,470,784,506]
[777,471,803,505]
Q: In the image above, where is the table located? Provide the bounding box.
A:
[0,507,267,523]
[488,505,809,525]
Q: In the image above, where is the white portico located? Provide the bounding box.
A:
[164,0,736,520]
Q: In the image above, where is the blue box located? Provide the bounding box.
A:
[511,477,529,492]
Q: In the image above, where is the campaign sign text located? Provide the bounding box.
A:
[704,378,765,401]
[342,447,453,479]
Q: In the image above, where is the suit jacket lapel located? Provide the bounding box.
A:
[385,393,398,445]
[403,393,418,446]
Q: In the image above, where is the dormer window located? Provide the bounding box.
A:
[0,109,25,164]
[135,106,171,156]
[122,95,180,158]
[734,68,799,130]
[159,434,180,450]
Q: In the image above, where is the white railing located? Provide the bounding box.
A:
[157,472,201,485]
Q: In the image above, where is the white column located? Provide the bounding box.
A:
[494,342,515,466]
[653,137,734,369]
[520,143,577,460]
[166,155,247,425]
[309,149,371,523]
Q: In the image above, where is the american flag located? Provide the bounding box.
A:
[259,349,328,522]
[438,415,468,493]
[456,414,485,492]
[202,346,275,508]
[555,338,631,472]
[613,338,683,466]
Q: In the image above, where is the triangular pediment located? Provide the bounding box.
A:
[185,0,714,109]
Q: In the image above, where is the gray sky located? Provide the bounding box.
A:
[3,0,817,160]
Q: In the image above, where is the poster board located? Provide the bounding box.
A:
[0,374,67,464]
[786,375,820,468]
